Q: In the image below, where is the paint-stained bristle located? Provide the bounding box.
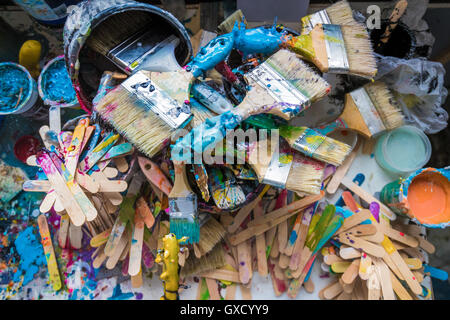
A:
[341,24,377,78]
[364,81,404,130]
[196,217,226,255]
[180,244,226,277]
[313,135,352,166]
[190,102,217,127]
[286,153,325,195]
[326,0,357,26]
[264,49,331,101]
[247,139,276,182]
[94,86,173,158]
[170,217,200,244]
[217,9,246,34]
[86,12,150,56]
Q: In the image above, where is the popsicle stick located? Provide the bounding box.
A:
[253,201,268,276]
[303,278,315,294]
[36,152,85,226]
[26,155,38,166]
[269,232,280,259]
[129,209,144,276]
[199,269,241,283]
[58,214,70,249]
[135,197,155,229]
[268,258,288,296]
[237,239,253,284]
[23,180,51,192]
[341,177,395,220]
[390,271,413,300]
[90,228,112,248]
[37,214,62,291]
[40,192,56,213]
[334,233,385,258]
[324,254,345,265]
[337,209,373,234]
[240,284,252,300]
[93,245,107,269]
[75,171,100,194]
[58,131,73,156]
[381,225,419,248]
[228,185,271,233]
[114,157,129,173]
[404,258,422,270]
[225,284,237,300]
[372,258,395,300]
[104,217,128,256]
[289,205,315,270]
[277,220,288,254]
[106,229,129,269]
[323,281,343,300]
[367,266,381,300]
[65,118,89,177]
[131,269,143,288]
[359,252,372,280]
[69,223,82,249]
[381,236,422,295]
[331,261,351,273]
[336,291,352,300]
[341,278,355,294]
[39,125,55,149]
[327,139,360,194]
[341,259,360,284]
[205,278,221,300]
[339,246,361,260]
[346,224,377,237]
[91,171,123,205]
[284,210,303,256]
[80,133,119,173]
[103,167,119,179]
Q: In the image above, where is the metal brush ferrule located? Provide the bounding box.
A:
[246,63,310,118]
[323,24,350,74]
[302,10,331,34]
[350,87,386,135]
[262,149,293,189]
[169,194,198,220]
[292,128,326,157]
[122,71,192,129]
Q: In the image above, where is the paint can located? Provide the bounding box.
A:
[380,167,450,228]
[38,55,78,108]
[0,62,46,119]
[370,19,417,59]
[374,125,431,176]
[12,0,81,27]
[13,135,41,163]
[63,0,192,112]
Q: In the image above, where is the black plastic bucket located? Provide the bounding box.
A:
[63,0,193,113]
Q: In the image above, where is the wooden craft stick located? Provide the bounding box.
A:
[58,131,73,156]
[327,139,361,194]
[268,258,288,296]
[253,201,268,276]
[367,266,381,300]
[114,157,129,173]
[103,167,119,179]
[237,239,253,284]
[390,271,413,300]
[334,233,385,258]
[100,143,134,162]
[339,246,361,260]
[346,224,377,237]
[104,217,128,256]
[240,284,252,300]
[228,185,271,233]
[372,258,395,300]
[381,236,422,295]
[38,215,62,291]
[91,171,123,205]
[106,228,129,269]
[199,268,241,283]
[93,245,107,269]
[65,118,89,177]
[304,278,315,294]
[284,210,304,256]
[277,220,288,255]
[269,234,280,259]
[131,269,143,288]
[323,281,343,300]
[342,259,360,285]
[331,261,352,273]
[381,225,419,248]
[129,211,144,276]
[324,254,345,265]
[40,192,56,213]
[26,155,38,166]
[69,223,82,249]
[359,252,372,280]
[336,291,352,300]
[58,214,70,249]
[135,197,155,229]
[289,205,316,270]
[341,176,395,220]
[75,171,100,194]
[205,278,221,300]
[90,228,112,248]
[80,132,120,172]
[225,284,237,300]
[337,209,373,234]
[39,125,56,149]
[23,180,51,192]
[341,278,355,294]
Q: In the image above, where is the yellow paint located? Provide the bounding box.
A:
[92,134,119,153]
[18,40,41,79]
[381,236,395,254]
[155,233,188,300]
[283,34,316,61]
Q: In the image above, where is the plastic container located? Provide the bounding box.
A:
[374,125,431,176]
[13,0,81,26]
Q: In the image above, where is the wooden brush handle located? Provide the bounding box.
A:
[170,160,193,197]
[379,0,408,45]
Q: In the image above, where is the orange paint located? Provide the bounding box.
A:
[407,171,450,225]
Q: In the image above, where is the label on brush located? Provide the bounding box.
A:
[246,63,310,118]
[350,87,386,136]
[262,150,293,189]
[122,71,191,129]
[302,10,331,34]
[169,194,198,219]
[292,128,326,157]
[323,24,350,74]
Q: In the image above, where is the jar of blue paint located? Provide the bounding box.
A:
[13,0,81,27]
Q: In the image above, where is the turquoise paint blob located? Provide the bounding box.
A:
[375,126,431,175]
[233,22,285,57]
[40,58,76,104]
[108,283,134,300]
[0,64,31,111]
[13,226,46,286]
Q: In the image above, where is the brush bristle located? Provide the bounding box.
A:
[247,139,276,182]
[286,153,325,195]
[364,81,404,130]
[190,103,217,127]
[217,9,246,34]
[170,217,200,244]
[180,244,226,277]
[265,49,331,102]
[95,86,174,158]
[341,24,377,78]
[326,0,357,26]
[196,217,226,256]
[86,12,150,56]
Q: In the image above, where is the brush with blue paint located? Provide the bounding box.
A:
[208,166,246,210]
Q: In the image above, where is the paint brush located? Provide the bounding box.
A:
[286,23,377,79]
[376,0,408,49]
[173,49,330,158]
[300,0,357,34]
[194,214,227,258]
[180,244,226,278]
[316,81,404,138]
[248,138,326,195]
[138,156,173,196]
[208,166,246,210]
[168,160,199,244]
[279,126,352,166]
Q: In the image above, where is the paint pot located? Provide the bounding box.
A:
[38,55,78,108]
[370,20,416,59]
[63,0,192,112]
[0,62,44,117]
[380,167,450,228]
[13,0,81,26]
[14,135,41,163]
[374,125,431,176]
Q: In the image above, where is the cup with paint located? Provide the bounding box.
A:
[374,125,431,176]
[380,167,450,228]
[38,55,78,108]
[0,62,43,117]
[14,135,41,164]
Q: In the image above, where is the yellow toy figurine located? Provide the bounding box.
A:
[155,233,188,300]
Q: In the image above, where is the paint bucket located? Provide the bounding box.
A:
[14,135,41,163]
[380,167,450,228]
[374,125,431,176]
[38,55,78,108]
[370,19,417,59]
[12,0,81,26]
[63,0,192,112]
[0,62,46,118]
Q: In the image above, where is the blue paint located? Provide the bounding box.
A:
[13,226,46,286]
[0,63,32,112]
[424,264,448,281]
[41,58,76,104]
[108,283,134,300]
[288,231,298,245]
